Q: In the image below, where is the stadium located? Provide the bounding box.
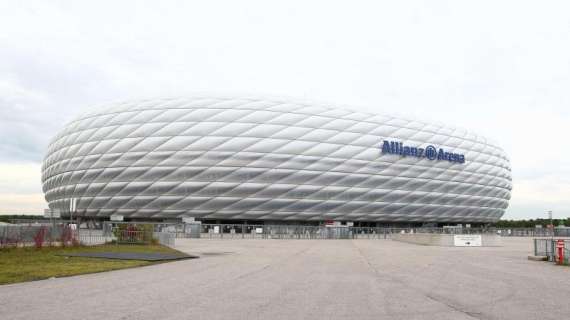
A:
[41,96,512,226]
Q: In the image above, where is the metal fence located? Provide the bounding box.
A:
[86,222,570,240]
[498,228,570,237]
[100,222,407,240]
[196,224,398,239]
[533,238,570,264]
[94,223,570,240]
[0,225,176,248]
[103,222,195,239]
[76,229,175,247]
[5,222,570,247]
[183,225,550,240]
[0,223,78,248]
[154,232,176,247]
[76,229,107,246]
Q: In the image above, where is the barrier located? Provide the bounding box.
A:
[392,233,502,247]
[154,232,176,247]
[534,239,570,264]
[6,223,566,246]
[98,223,556,241]
[0,225,177,248]
[0,224,78,248]
[556,240,565,265]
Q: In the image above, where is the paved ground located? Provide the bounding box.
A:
[1,238,569,320]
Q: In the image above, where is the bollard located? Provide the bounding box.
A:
[556,240,565,265]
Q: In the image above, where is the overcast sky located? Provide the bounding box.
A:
[1,1,569,219]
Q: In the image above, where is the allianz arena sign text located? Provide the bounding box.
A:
[381,140,466,164]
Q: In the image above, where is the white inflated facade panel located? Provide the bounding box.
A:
[41,96,512,222]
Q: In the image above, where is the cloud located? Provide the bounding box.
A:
[0,194,46,214]
[0,163,45,214]
[0,79,54,162]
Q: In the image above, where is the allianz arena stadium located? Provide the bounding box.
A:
[41,96,512,225]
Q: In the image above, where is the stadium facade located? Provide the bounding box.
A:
[41,96,512,226]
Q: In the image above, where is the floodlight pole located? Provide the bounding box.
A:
[548,210,553,239]
[69,198,76,225]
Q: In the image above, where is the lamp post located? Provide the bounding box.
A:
[548,210,553,239]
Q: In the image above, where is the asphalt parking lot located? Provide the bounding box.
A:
[1,237,569,320]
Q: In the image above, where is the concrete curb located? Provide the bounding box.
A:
[527,255,548,261]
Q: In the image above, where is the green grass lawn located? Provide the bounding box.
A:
[0,244,182,285]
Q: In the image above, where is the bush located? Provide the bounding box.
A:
[33,227,48,248]
[113,224,154,244]
[60,226,79,247]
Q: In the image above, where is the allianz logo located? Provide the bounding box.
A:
[380,140,465,164]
